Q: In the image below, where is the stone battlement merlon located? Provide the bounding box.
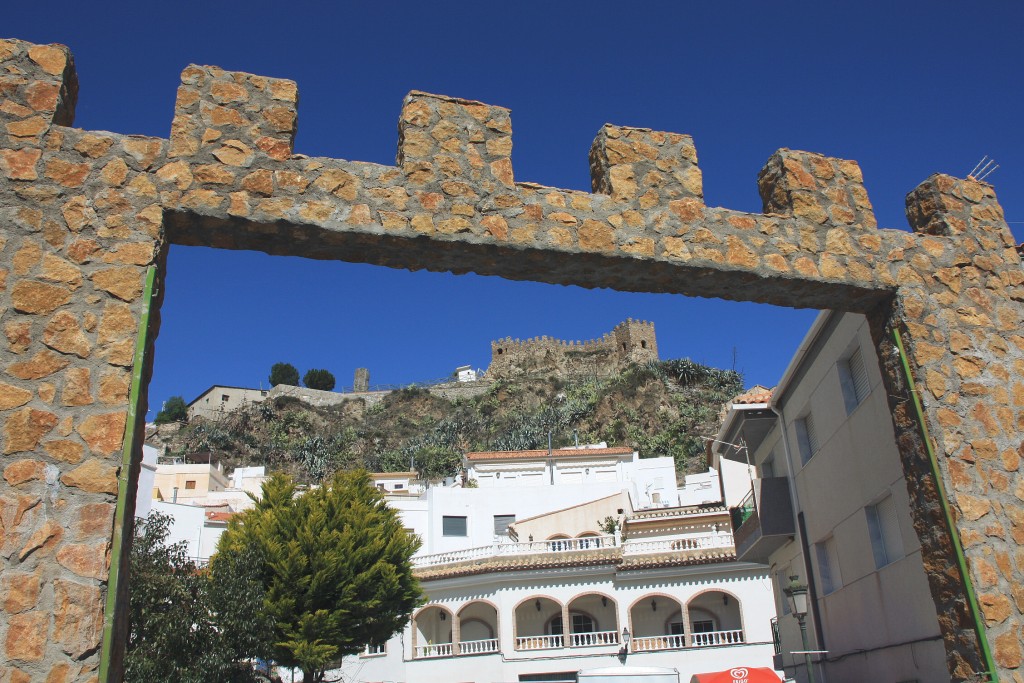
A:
[2,38,1024,681]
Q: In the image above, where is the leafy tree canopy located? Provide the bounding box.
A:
[269,362,299,387]
[126,511,274,683]
[303,368,336,391]
[215,470,423,682]
[154,395,187,424]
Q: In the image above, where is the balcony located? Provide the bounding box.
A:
[730,477,794,563]
[412,531,733,570]
[459,638,499,655]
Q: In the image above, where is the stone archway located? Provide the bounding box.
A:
[1,38,1021,682]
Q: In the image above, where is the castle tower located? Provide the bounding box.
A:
[612,319,659,365]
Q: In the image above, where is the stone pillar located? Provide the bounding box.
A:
[353,367,369,393]
[1,39,162,682]
[561,603,571,648]
[758,148,876,228]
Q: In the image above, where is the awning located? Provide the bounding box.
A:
[689,667,783,683]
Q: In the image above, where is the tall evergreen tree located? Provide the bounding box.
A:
[269,362,299,387]
[215,470,423,682]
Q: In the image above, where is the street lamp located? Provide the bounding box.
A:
[617,627,631,663]
[783,576,816,683]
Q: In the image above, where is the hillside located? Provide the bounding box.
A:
[150,359,743,484]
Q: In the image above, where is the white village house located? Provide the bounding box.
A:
[136,443,781,682]
[712,311,949,683]
[340,444,780,683]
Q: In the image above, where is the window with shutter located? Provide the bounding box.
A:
[866,494,903,569]
[839,347,871,414]
[442,515,467,537]
[493,514,515,536]
[816,536,842,594]
[796,413,818,465]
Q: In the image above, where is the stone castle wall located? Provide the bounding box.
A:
[486,319,658,379]
[1,37,1022,682]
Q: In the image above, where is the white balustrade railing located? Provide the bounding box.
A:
[411,531,735,568]
[632,634,686,651]
[414,642,453,658]
[413,535,615,567]
[690,629,744,647]
[620,532,733,555]
[459,638,499,654]
[515,634,563,650]
[570,630,619,647]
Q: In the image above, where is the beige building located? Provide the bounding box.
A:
[151,462,230,505]
[712,312,946,683]
[186,384,270,421]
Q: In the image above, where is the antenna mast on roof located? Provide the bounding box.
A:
[967,156,999,182]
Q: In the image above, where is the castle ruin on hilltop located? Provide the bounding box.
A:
[486,319,658,379]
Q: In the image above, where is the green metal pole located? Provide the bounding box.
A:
[892,328,997,682]
[97,266,157,681]
[799,615,816,683]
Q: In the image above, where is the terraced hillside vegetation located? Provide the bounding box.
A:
[149,359,743,484]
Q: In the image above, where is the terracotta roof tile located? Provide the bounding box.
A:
[731,385,773,405]
[413,544,737,581]
[466,446,634,461]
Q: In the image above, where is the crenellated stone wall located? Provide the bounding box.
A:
[486,319,658,379]
[1,38,1023,682]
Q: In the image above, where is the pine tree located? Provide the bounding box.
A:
[215,470,423,682]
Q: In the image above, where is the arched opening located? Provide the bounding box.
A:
[687,591,743,647]
[514,596,563,650]
[629,595,685,651]
[457,601,499,655]
[566,594,619,647]
[413,605,454,658]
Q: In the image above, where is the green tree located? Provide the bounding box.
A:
[269,362,299,387]
[216,470,423,682]
[303,368,336,391]
[154,395,187,424]
[126,512,274,683]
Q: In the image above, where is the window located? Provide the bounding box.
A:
[221,394,229,402]
[669,620,685,635]
[362,643,385,656]
[760,451,775,478]
[691,620,715,633]
[394,483,404,490]
[795,413,819,465]
[838,347,870,413]
[442,516,467,536]
[776,569,791,615]
[866,494,904,569]
[549,614,595,635]
[815,536,842,594]
[184,480,196,490]
[493,514,515,536]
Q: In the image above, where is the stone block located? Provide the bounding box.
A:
[397,91,513,193]
[590,125,703,210]
[0,40,78,148]
[169,65,297,162]
[758,148,876,228]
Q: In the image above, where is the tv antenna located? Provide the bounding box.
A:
[967,156,999,182]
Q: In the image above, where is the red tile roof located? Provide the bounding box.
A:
[205,511,235,523]
[731,385,773,405]
[466,446,635,461]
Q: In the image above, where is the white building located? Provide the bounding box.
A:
[136,459,269,563]
[711,311,947,683]
[346,444,779,683]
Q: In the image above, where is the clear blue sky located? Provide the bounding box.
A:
[7,1,1023,419]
